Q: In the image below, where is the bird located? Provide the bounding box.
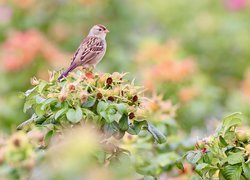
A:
[58,24,109,80]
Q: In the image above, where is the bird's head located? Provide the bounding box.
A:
[88,24,109,39]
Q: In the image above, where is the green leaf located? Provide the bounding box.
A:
[23,99,35,112]
[66,107,82,123]
[113,129,125,140]
[100,111,109,122]
[127,127,138,135]
[24,87,37,97]
[219,135,228,147]
[17,114,48,130]
[227,152,244,165]
[41,98,57,110]
[35,95,46,104]
[95,150,106,164]
[82,96,96,108]
[100,106,121,123]
[103,123,115,138]
[176,161,184,171]
[147,122,166,144]
[223,112,242,122]
[203,152,212,164]
[224,131,236,142]
[127,120,146,135]
[108,113,121,123]
[38,81,48,93]
[66,109,75,121]
[107,107,116,115]
[242,162,250,179]
[220,164,242,180]
[186,151,202,164]
[157,152,180,167]
[35,105,45,117]
[119,114,129,131]
[208,169,218,179]
[115,103,127,114]
[55,108,68,120]
[222,112,242,135]
[44,130,54,146]
[195,163,209,171]
[97,101,109,114]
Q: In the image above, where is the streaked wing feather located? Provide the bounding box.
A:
[69,36,104,66]
[70,47,81,65]
[79,37,104,65]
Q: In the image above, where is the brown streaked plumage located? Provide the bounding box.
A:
[58,24,109,80]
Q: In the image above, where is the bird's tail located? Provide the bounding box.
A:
[58,64,78,80]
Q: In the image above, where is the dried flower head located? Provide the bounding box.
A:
[106,77,113,85]
[59,92,68,102]
[108,96,115,102]
[129,112,135,119]
[96,92,103,99]
[132,95,138,102]
[67,83,76,92]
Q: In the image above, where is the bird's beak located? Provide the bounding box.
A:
[105,29,109,33]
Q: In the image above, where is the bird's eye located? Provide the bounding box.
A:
[98,28,102,31]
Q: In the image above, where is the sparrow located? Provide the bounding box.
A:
[58,24,109,80]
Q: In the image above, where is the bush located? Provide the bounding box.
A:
[183,112,250,179]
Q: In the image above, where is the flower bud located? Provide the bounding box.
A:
[201,148,207,153]
[85,71,94,79]
[59,92,68,102]
[196,140,205,149]
[48,71,55,82]
[12,137,21,148]
[80,91,88,103]
[67,83,76,92]
[236,130,248,142]
[30,77,39,86]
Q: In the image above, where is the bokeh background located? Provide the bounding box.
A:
[0,0,250,135]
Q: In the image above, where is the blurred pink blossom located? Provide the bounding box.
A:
[0,29,70,72]
[224,0,248,11]
[0,5,12,24]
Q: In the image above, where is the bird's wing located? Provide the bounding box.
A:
[71,36,104,66]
